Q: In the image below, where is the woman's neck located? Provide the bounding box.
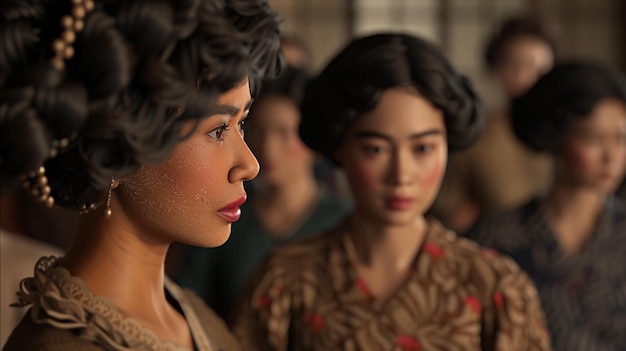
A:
[541,181,606,255]
[345,211,427,303]
[59,210,191,346]
[347,212,427,271]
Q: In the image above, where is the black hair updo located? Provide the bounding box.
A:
[299,33,484,160]
[0,0,283,211]
[511,62,626,152]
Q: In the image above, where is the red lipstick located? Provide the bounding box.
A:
[217,196,246,222]
[385,196,414,211]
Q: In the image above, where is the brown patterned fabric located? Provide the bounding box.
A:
[231,218,552,351]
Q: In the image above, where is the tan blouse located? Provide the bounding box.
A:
[3,256,240,351]
[232,218,552,351]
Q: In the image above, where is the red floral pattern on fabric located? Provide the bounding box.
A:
[464,295,482,314]
[355,278,372,301]
[255,295,271,308]
[423,242,445,259]
[396,335,421,351]
[304,313,325,332]
[482,248,500,257]
[493,291,504,308]
[232,218,553,351]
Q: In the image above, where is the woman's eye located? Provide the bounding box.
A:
[415,144,435,153]
[238,119,246,136]
[363,145,386,155]
[208,124,229,141]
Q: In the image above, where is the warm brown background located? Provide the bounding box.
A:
[270,0,625,112]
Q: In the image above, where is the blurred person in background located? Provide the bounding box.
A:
[467,62,626,351]
[279,36,312,72]
[231,33,552,351]
[279,35,344,196]
[431,15,556,233]
[173,66,350,320]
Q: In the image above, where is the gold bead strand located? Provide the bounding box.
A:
[21,166,55,208]
[51,0,95,70]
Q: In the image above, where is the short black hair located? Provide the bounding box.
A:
[511,62,626,152]
[299,33,484,160]
[485,15,557,70]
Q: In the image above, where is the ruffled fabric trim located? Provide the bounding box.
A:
[13,256,205,351]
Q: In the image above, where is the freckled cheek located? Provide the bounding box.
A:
[162,147,223,201]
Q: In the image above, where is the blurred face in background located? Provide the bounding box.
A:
[496,35,554,98]
[280,41,310,71]
[245,95,315,187]
[334,87,447,226]
[556,98,626,194]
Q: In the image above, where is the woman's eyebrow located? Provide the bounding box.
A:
[214,99,254,116]
[355,129,442,140]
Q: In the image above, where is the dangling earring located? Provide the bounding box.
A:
[104,178,113,219]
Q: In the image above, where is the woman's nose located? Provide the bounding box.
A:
[229,133,260,183]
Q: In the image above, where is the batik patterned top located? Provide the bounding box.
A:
[231,218,552,351]
[466,197,626,351]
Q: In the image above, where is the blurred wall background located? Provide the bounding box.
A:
[269,0,625,112]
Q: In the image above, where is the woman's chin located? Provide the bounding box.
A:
[187,228,232,248]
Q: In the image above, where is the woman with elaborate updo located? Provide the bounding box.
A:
[466,62,626,351]
[1,0,282,350]
[231,33,552,351]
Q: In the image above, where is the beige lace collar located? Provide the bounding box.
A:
[14,256,215,351]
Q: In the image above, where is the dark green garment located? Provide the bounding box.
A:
[174,189,349,320]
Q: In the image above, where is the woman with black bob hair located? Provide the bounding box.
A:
[232,33,551,351]
[1,0,282,349]
[467,62,626,351]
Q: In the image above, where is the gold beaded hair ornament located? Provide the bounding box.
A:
[51,0,95,70]
[22,0,105,214]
